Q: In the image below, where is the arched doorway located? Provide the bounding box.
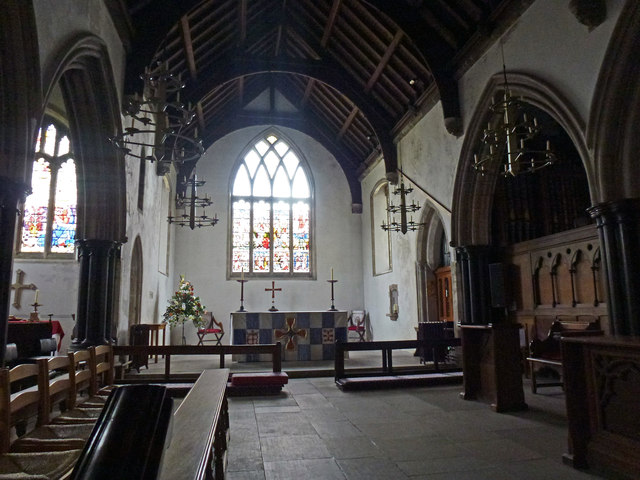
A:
[128,236,143,328]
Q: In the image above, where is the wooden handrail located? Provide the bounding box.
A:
[113,344,282,380]
[335,338,460,380]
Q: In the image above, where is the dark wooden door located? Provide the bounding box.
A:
[435,266,453,323]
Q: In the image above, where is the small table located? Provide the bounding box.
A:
[145,323,166,363]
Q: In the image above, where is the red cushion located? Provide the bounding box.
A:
[348,325,364,331]
[230,372,289,386]
[198,328,222,333]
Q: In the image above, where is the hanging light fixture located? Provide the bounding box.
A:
[473,45,556,176]
[381,171,425,234]
[110,61,204,170]
[168,173,218,229]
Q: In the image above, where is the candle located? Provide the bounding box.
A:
[331,268,334,281]
[34,289,39,303]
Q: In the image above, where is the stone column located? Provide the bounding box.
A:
[456,245,494,325]
[588,198,640,335]
[73,239,120,349]
[0,177,30,365]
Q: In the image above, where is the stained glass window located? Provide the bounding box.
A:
[230,131,312,276]
[18,119,77,256]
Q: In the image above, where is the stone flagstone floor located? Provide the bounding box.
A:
[225,378,627,480]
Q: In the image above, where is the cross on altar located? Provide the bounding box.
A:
[10,269,36,308]
[265,281,282,311]
[275,317,307,351]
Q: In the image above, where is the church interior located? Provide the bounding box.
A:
[1,0,640,478]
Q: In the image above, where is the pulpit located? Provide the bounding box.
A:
[231,310,347,361]
[7,320,62,359]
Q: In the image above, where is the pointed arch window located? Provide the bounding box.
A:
[230,131,312,276]
[17,118,77,257]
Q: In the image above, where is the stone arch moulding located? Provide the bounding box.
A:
[451,72,589,248]
[42,33,126,244]
[587,0,640,203]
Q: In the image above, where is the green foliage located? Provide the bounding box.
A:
[163,275,206,328]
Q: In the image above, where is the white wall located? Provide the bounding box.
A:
[171,126,364,344]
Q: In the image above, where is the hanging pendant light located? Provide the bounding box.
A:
[381,170,425,234]
[473,45,556,176]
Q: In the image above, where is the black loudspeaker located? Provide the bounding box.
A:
[489,263,508,308]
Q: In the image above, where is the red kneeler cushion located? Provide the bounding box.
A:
[230,372,289,387]
[199,328,222,333]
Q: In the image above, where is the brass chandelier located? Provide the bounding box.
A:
[110,61,204,171]
[381,171,425,234]
[168,174,219,229]
[473,48,556,176]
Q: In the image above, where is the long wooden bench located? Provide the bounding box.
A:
[335,338,462,390]
[527,317,603,393]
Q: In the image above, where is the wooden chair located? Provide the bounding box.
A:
[197,312,225,346]
[348,310,366,342]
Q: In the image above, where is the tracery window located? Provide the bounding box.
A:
[230,131,312,276]
[17,119,77,256]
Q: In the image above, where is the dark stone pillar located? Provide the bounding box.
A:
[456,245,495,325]
[0,177,30,365]
[104,244,121,342]
[73,239,120,349]
[588,198,640,335]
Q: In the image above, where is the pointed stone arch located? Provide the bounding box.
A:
[416,203,449,323]
[587,0,640,203]
[451,72,589,247]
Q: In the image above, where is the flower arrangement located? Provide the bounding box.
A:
[163,275,206,330]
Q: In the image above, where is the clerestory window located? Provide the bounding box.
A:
[230,131,312,276]
[17,118,77,257]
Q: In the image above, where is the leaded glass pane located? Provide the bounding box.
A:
[266,135,277,144]
[255,140,269,155]
[273,201,290,272]
[272,167,291,198]
[21,158,51,252]
[232,200,251,272]
[244,150,260,177]
[253,166,271,197]
[58,136,70,156]
[292,168,310,198]
[43,125,57,156]
[233,166,251,196]
[274,141,289,157]
[292,201,310,272]
[283,151,299,178]
[264,150,279,177]
[252,201,271,272]
[50,158,76,253]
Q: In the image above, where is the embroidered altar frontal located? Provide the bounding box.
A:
[231,311,348,361]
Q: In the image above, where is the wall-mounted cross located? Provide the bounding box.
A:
[265,281,282,312]
[10,269,36,308]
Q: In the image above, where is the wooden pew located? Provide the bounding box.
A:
[527,316,603,393]
[159,369,229,480]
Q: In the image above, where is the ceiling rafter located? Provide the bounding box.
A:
[365,30,403,93]
[238,0,247,44]
[180,15,198,80]
[322,0,342,47]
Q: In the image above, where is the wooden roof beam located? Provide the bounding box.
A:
[365,30,403,93]
[301,78,316,107]
[180,15,198,80]
[322,0,342,47]
[238,0,247,45]
[338,107,359,139]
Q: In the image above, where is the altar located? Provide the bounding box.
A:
[231,311,347,361]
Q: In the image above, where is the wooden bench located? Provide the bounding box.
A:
[335,339,462,390]
[527,316,603,393]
